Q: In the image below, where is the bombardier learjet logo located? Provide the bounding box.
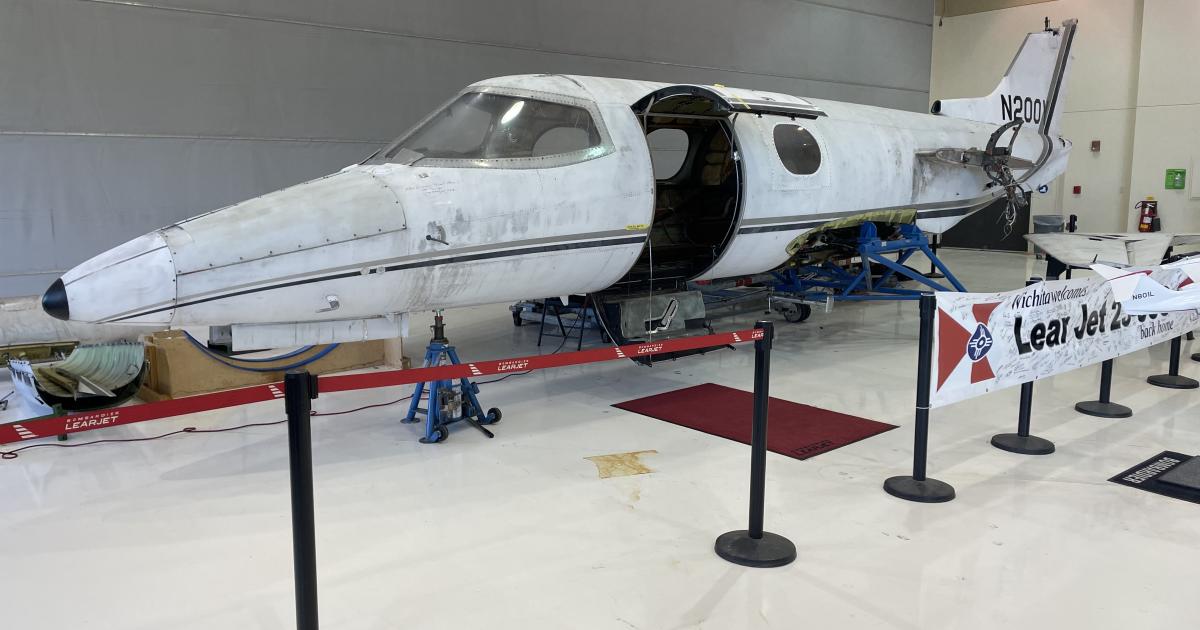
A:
[495,359,528,372]
[967,324,993,361]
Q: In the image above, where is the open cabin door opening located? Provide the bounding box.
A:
[594,85,827,356]
[610,87,747,294]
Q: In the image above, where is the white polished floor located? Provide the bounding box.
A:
[2,249,1199,629]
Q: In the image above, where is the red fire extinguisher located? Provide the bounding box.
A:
[1136,197,1159,232]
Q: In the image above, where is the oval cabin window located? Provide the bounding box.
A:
[773,124,821,175]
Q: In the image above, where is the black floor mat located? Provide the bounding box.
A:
[1109,451,1200,504]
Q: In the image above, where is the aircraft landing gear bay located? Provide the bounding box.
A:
[402,311,501,444]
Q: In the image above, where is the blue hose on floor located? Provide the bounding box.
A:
[182,331,340,373]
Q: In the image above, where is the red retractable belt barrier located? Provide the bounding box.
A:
[0,328,763,446]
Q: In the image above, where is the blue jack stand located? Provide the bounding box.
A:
[771,222,965,303]
[402,312,501,443]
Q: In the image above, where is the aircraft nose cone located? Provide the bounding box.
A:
[42,278,70,321]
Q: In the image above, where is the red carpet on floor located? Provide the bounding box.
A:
[613,383,897,460]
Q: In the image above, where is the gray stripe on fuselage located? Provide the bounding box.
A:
[737,195,997,228]
[736,199,995,234]
[170,228,644,304]
[102,231,647,323]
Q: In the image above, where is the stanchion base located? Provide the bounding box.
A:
[1146,374,1199,389]
[714,530,797,568]
[1074,400,1132,418]
[990,433,1055,455]
[882,476,955,503]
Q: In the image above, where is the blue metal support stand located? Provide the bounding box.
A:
[772,223,965,303]
[402,312,501,443]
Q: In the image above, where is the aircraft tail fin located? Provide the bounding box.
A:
[932,19,1077,137]
[1091,264,1152,304]
[1125,275,1174,311]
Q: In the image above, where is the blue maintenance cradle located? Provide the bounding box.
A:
[402,315,500,443]
[770,223,965,302]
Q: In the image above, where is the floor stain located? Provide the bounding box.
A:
[585,450,658,478]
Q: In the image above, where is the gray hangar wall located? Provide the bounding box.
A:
[0,0,933,298]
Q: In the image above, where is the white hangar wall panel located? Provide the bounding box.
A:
[0,0,933,297]
[0,135,372,297]
[1128,0,1200,233]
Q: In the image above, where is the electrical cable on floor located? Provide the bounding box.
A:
[1,420,285,459]
[1,309,590,459]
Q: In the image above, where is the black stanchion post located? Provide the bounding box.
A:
[1064,215,1078,280]
[285,370,320,630]
[715,321,797,568]
[990,380,1054,454]
[991,278,1055,455]
[883,294,955,503]
[1075,359,1132,418]
[1148,335,1199,389]
[926,233,944,279]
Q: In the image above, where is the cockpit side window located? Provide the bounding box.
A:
[773,124,821,175]
[381,92,610,168]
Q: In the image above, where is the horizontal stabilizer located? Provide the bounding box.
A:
[1026,232,1174,267]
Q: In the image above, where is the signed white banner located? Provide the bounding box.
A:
[931,272,1200,408]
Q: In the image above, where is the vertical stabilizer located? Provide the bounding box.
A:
[1091,264,1151,304]
[932,19,1077,137]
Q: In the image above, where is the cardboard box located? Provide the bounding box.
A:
[139,331,387,400]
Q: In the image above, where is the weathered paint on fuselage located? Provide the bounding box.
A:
[56,74,1069,329]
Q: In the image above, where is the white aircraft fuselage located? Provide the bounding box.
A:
[42,21,1077,343]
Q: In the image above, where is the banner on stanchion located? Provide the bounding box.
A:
[931,272,1200,408]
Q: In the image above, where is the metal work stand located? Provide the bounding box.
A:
[1147,336,1198,389]
[402,312,501,443]
[538,295,593,350]
[772,223,965,304]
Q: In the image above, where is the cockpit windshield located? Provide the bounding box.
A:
[377,92,609,167]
